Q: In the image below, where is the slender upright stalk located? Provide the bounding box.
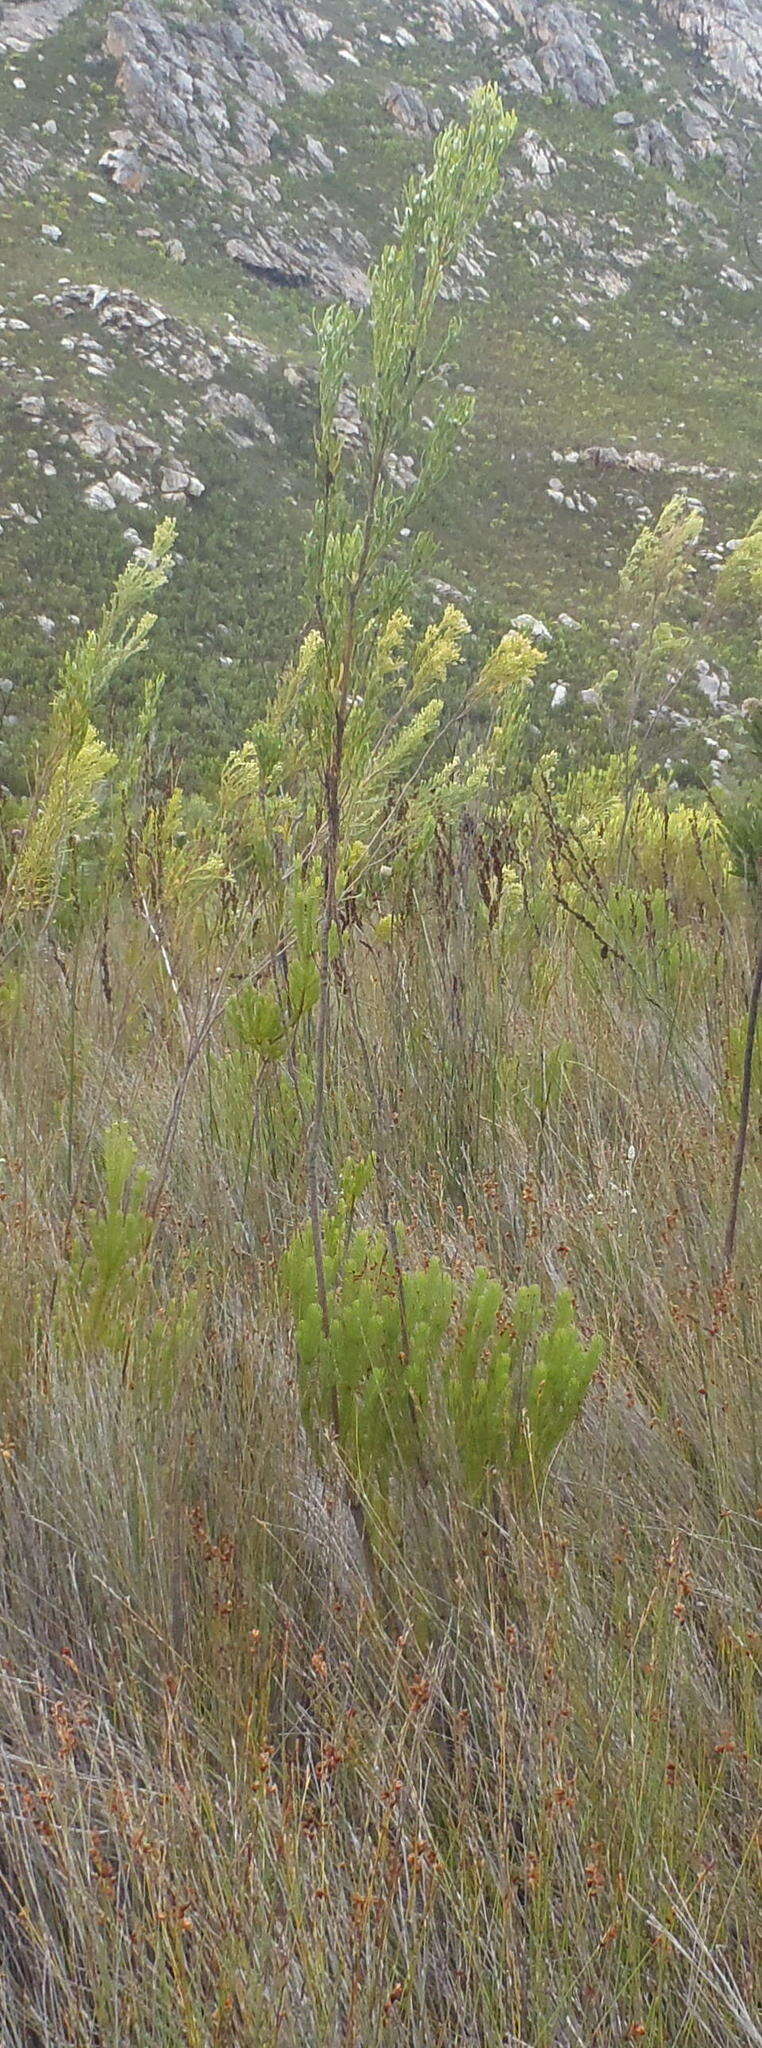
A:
[66,939,79,1200]
[723,924,762,1276]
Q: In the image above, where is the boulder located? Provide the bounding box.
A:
[382,82,441,134]
[633,119,686,178]
[98,142,145,191]
[109,470,144,502]
[695,658,730,708]
[512,612,552,644]
[205,384,278,443]
[681,109,717,158]
[84,481,117,511]
[74,414,121,461]
[159,462,204,499]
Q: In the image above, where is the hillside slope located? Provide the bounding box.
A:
[1,0,760,769]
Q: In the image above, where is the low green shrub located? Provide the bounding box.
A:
[282,1166,602,1502]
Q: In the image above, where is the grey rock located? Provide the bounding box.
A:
[104,0,330,189]
[98,142,145,191]
[84,481,117,510]
[205,384,278,443]
[612,110,635,127]
[512,612,552,644]
[720,265,755,291]
[655,0,762,99]
[385,450,419,491]
[166,237,186,262]
[109,469,144,502]
[160,461,204,499]
[633,120,686,178]
[583,444,664,473]
[226,230,369,307]
[382,82,441,134]
[305,133,334,171]
[72,413,120,460]
[0,0,82,56]
[681,109,717,157]
[533,2,617,108]
[721,138,744,181]
[518,128,566,185]
[502,52,544,95]
[41,221,63,242]
[695,658,730,708]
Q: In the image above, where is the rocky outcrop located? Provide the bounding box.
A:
[633,119,686,178]
[573,445,736,481]
[502,51,545,93]
[435,0,762,111]
[0,0,81,55]
[104,0,331,189]
[205,384,279,444]
[159,460,204,502]
[98,137,145,192]
[518,128,567,183]
[69,401,160,467]
[382,83,442,135]
[226,230,369,306]
[426,0,617,105]
[105,0,278,182]
[680,109,718,161]
[50,284,257,388]
[655,0,762,100]
[532,2,616,106]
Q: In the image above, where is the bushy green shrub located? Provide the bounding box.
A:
[282,1166,602,1502]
